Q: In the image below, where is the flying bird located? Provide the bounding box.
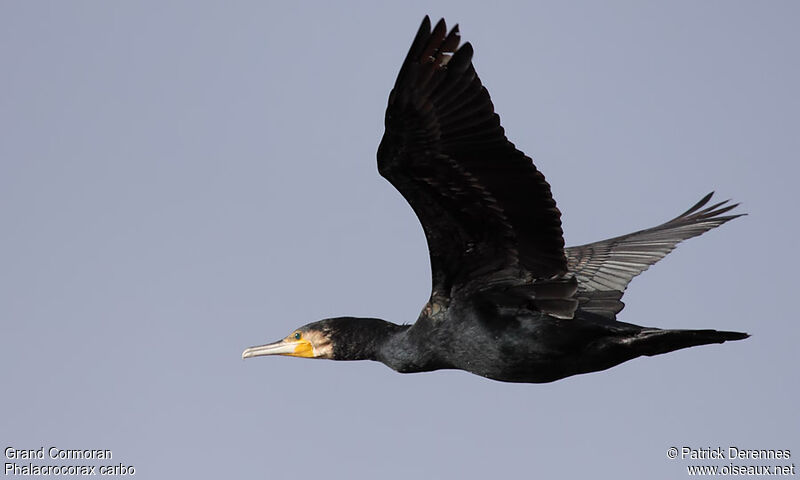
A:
[242,17,747,383]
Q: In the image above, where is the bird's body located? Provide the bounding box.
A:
[287,297,745,384]
[242,17,747,383]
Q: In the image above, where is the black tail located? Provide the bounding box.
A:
[633,328,749,357]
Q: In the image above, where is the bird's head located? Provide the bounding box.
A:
[242,320,336,360]
[242,317,403,361]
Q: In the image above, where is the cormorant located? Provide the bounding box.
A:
[242,17,747,383]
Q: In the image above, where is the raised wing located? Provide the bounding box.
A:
[377,17,567,297]
[567,193,743,318]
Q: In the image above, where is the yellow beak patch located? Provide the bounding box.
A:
[287,339,314,358]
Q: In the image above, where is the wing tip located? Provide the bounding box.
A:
[410,17,468,63]
[674,192,746,222]
[420,15,431,31]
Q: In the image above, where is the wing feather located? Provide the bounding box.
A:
[566,193,744,318]
[378,17,568,301]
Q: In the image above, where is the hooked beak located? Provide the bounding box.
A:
[242,338,314,359]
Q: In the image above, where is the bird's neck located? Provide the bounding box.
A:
[329,317,448,373]
[375,323,449,374]
[329,318,408,361]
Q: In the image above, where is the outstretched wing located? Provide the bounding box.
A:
[378,17,567,297]
[566,193,743,318]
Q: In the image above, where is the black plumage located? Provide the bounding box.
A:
[242,17,747,383]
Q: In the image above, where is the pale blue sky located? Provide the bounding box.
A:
[2,2,797,478]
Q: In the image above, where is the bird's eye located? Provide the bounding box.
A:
[294,332,301,340]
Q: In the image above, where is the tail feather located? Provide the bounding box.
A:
[632,328,749,357]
